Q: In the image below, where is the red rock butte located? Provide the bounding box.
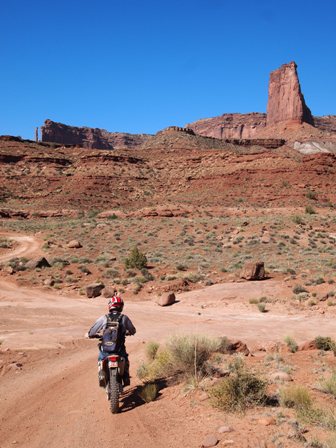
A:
[266,61,314,127]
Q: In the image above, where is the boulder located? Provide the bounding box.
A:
[86,282,105,298]
[43,277,55,287]
[227,340,250,356]
[67,240,82,249]
[156,292,176,307]
[257,417,276,426]
[240,262,265,280]
[103,287,118,298]
[26,257,51,269]
[299,340,317,351]
[201,434,219,448]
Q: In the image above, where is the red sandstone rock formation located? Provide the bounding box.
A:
[186,113,267,139]
[266,62,314,126]
[41,120,151,150]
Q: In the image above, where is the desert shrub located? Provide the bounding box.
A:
[184,272,203,283]
[125,246,147,270]
[320,373,336,397]
[7,258,25,271]
[51,257,70,268]
[137,349,174,382]
[293,284,308,294]
[133,282,143,294]
[298,405,336,431]
[284,336,298,353]
[176,263,188,271]
[306,190,317,200]
[168,335,219,374]
[257,303,267,313]
[146,341,160,361]
[0,238,12,249]
[79,265,91,275]
[209,363,267,412]
[217,336,230,354]
[139,383,159,402]
[315,336,336,352]
[292,215,305,225]
[305,205,316,215]
[249,298,259,304]
[141,268,154,282]
[280,384,312,410]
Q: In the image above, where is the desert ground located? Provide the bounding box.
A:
[1,133,336,448]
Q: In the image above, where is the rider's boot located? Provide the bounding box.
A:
[123,359,131,386]
[98,361,106,387]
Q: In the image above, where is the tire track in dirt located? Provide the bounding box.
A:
[0,234,41,263]
[1,234,336,447]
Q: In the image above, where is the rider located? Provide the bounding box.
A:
[88,294,136,387]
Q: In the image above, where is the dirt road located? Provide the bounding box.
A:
[1,235,335,448]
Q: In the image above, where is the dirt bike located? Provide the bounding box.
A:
[92,334,129,414]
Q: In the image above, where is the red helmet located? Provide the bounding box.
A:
[108,295,124,312]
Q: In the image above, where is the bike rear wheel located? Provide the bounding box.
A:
[109,369,120,414]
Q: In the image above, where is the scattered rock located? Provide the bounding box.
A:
[103,287,118,298]
[258,417,276,426]
[26,257,51,269]
[240,262,265,281]
[269,371,292,382]
[201,434,219,447]
[218,426,234,434]
[156,292,176,307]
[86,282,105,298]
[44,277,55,287]
[67,240,82,249]
[227,340,251,356]
[5,266,15,275]
[299,340,317,351]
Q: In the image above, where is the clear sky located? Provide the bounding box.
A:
[1,0,335,139]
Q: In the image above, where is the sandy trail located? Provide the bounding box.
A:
[1,235,335,448]
[0,234,41,263]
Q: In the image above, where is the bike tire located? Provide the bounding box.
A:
[109,369,120,414]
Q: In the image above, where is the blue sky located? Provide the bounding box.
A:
[1,0,335,139]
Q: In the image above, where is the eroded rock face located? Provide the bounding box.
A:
[186,113,267,139]
[266,62,314,126]
[41,120,150,150]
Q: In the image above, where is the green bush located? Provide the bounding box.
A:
[209,365,267,412]
[293,284,308,294]
[284,336,298,353]
[305,205,316,215]
[168,335,219,374]
[139,382,159,402]
[146,341,160,361]
[257,303,267,313]
[315,336,335,352]
[125,246,147,270]
[292,215,305,225]
[320,373,336,397]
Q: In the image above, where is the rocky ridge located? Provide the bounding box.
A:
[41,119,151,150]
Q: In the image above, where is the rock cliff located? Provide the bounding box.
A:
[41,120,151,150]
[266,61,314,126]
[186,113,267,139]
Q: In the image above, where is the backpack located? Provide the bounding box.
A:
[101,313,123,353]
